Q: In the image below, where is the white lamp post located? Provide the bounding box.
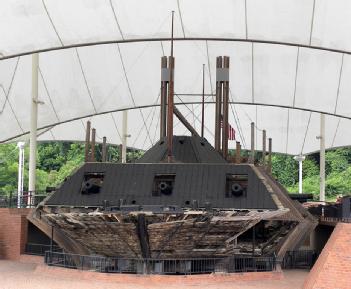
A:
[294,154,305,194]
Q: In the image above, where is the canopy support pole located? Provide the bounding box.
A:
[28,53,39,206]
[17,142,25,208]
[122,110,128,163]
[319,113,325,201]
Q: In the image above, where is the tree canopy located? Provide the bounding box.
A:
[1,142,351,201]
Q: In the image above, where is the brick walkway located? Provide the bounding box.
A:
[0,260,308,289]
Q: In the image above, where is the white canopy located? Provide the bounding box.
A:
[1,0,351,155]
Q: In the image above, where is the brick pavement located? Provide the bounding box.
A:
[0,260,308,289]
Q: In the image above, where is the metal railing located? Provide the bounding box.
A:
[281,250,316,269]
[0,192,48,208]
[44,251,276,274]
[319,216,351,223]
[25,243,62,256]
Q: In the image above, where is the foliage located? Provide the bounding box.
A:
[1,141,351,201]
[0,142,145,195]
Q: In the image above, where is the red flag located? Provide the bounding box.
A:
[220,116,236,140]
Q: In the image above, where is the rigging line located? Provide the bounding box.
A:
[292,47,300,107]
[173,94,213,129]
[41,0,64,46]
[205,41,214,101]
[309,0,317,46]
[131,105,155,147]
[49,129,56,141]
[334,53,344,114]
[0,146,18,164]
[110,113,122,141]
[0,57,20,113]
[229,90,247,148]
[228,90,247,148]
[38,67,60,122]
[331,118,341,148]
[285,108,290,155]
[160,41,165,56]
[115,44,153,145]
[142,101,158,149]
[244,0,248,39]
[175,95,214,137]
[176,0,186,38]
[74,48,98,113]
[231,103,247,149]
[132,93,160,147]
[300,111,312,154]
[4,94,24,133]
[109,0,125,39]
[152,107,161,144]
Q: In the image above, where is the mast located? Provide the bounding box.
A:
[201,64,205,138]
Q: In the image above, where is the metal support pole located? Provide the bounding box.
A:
[319,114,325,201]
[268,138,272,173]
[84,121,91,162]
[249,122,255,164]
[102,136,107,162]
[122,110,128,163]
[91,128,96,162]
[160,56,168,139]
[235,141,241,164]
[17,142,25,208]
[214,57,223,152]
[201,64,205,138]
[262,130,266,166]
[28,53,39,206]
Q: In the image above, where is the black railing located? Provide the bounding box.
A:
[0,192,48,208]
[44,251,276,275]
[281,250,316,269]
[25,243,63,256]
[320,216,351,223]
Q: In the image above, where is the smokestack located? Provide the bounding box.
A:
[235,141,241,164]
[250,122,255,164]
[268,138,272,173]
[167,11,175,162]
[84,121,91,162]
[167,56,174,162]
[262,129,266,166]
[91,128,96,162]
[160,56,168,139]
[214,56,223,152]
[102,136,107,162]
[221,56,230,159]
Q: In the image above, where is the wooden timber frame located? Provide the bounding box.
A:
[36,207,289,259]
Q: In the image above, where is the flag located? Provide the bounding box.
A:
[220,116,236,140]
